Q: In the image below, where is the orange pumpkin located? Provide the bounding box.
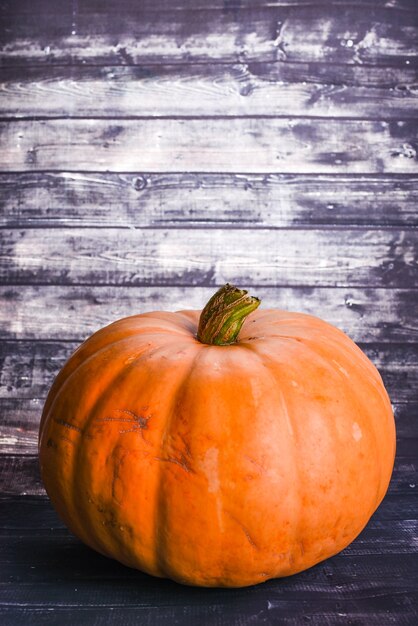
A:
[39,284,395,587]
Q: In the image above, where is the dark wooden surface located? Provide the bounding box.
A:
[0,0,417,624]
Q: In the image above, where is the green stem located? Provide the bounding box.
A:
[197,284,261,346]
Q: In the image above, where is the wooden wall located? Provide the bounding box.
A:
[0,0,417,504]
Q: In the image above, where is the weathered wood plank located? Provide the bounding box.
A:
[0,451,415,497]
[4,60,416,91]
[0,455,44,496]
[0,398,414,456]
[0,497,61,529]
[1,172,418,229]
[1,228,416,287]
[4,0,417,13]
[0,606,416,626]
[363,343,418,403]
[0,602,416,626]
[1,5,417,66]
[0,340,416,401]
[2,119,417,174]
[247,60,418,89]
[0,286,417,343]
[1,65,418,119]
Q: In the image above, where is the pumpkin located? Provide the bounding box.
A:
[39,284,395,587]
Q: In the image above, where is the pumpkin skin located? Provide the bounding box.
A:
[39,304,395,588]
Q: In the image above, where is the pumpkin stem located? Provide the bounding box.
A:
[197,284,261,346]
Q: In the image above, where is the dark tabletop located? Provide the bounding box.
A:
[0,0,417,624]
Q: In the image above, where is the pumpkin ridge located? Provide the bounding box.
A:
[74,335,197,564]
[291,329,394,512]
[326,349,384,515]
[71,338,168,556]
[240,340,305,571]
[72,358,136,558]
[62,337,167,554]
[241,329,388,570]
[41,339,144,554]
[276,336,347,560]
[288,332,393,524]
[42,334,187,559]
[153,343,203,580]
